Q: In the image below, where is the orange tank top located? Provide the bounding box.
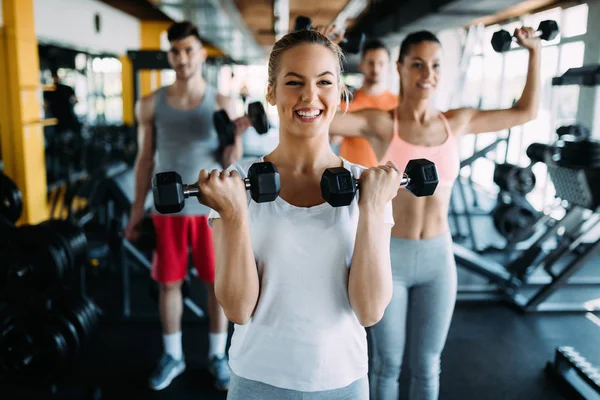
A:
[380,112,460,188]
[339,90,398,168]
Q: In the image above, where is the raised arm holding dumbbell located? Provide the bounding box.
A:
[214,101,270,151]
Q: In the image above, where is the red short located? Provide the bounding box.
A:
[151,214,215,283]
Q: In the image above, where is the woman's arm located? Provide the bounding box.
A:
[449,27,542,135]
[347,162,400,327]
[348,206,393,327]
[329,109,392,139]
[212,215,259,325]
[200,168,259,325]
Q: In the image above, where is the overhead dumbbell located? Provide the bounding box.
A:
[491,20,559,53]
[293,15,366,54]
[321,159,439,207]
[214,101,270,148]
[152,162,281,214]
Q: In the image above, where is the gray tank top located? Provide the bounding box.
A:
[152,85,221,215]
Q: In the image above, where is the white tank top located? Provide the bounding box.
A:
[208,157,394,391]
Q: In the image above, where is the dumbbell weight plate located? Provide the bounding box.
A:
[493,163,536,195]
[405,159,439,196]
[492,20,559,53]
[0,173,23,224]
[492,202,538,243]
[39,323,71,379]
[538,20,560,41]
[293,15,312,31]
[63,297,94,346]
[248,102,269,134]
[81,297,101,341]
[214,110,235,147]
[0,317,39,379]
[43,219,88,273]
[340,31,366,54]
[17,223,71,282]
[40,310,81,363]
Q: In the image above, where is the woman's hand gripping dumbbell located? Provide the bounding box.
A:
[152,162,280,214]
[321,159,439,207]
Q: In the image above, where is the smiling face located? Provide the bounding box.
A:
[267,43,343,139]
[398,40,442,100]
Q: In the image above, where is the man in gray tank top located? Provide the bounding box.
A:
[124,21,250,392]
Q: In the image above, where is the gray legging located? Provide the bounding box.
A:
[227,372,369,399]
[368,233,457,400]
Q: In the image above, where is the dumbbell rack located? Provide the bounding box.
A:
[0,214,103,397]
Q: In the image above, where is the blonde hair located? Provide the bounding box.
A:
[267,29,350,109]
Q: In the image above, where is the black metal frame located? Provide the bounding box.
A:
[84,163,206,320]
[455,203,600,312]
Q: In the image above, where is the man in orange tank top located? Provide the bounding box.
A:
[338,40,397,167]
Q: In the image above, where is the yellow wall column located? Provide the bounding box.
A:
[140,21,171,97]
[120,54,134,125]
[121,20,170,124]
[0,0,48,224]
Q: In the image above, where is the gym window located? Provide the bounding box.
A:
[460,3,589,212]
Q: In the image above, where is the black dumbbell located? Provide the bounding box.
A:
[294,15,312,31]
[152,162,281,214]
[493,163,536,195]
[556,124,590,141]
[321,159,439,207]
[214,101,269,148]
[293,16,365,54]
[491,20,559,53]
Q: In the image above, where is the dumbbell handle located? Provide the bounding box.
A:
[506,22,556,41]
[182,179,252,198]
[356,173,410,188]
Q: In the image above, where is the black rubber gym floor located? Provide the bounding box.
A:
[2,259,598,400]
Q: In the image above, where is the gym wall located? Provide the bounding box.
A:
[34,0,140,55]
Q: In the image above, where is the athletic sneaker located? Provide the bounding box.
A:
[208,354,231,391]
[148,354,186,391]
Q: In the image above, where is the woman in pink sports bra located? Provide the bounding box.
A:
[329,28,542,400]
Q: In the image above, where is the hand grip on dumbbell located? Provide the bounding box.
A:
[214,102,269,148]
[152,162,281,214]
[321,159,439,207]
[491,20,559,53]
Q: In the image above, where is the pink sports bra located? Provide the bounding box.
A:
[380,111,460,188]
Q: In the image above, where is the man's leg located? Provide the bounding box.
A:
[160,280,184,359]
[191,215,231,391]
[149,214,189,391]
